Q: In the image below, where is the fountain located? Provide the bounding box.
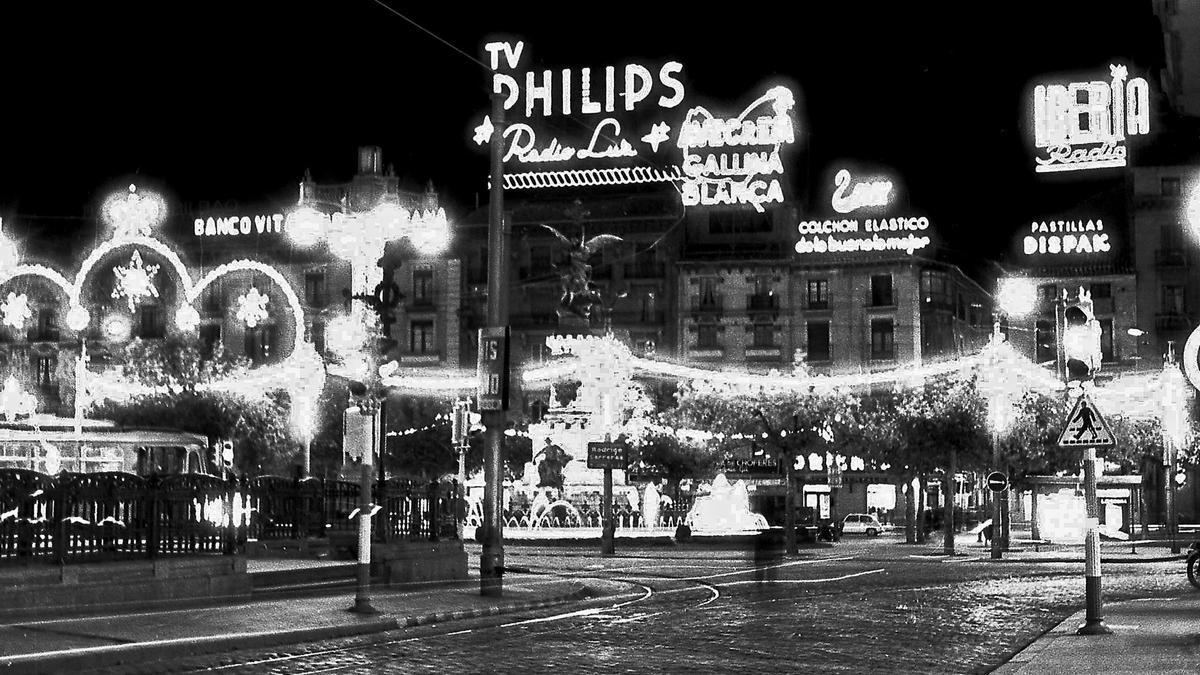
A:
[642,482,660,528]
[685,474,770,534]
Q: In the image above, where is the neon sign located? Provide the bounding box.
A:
[795,168,931,256]
[1032,64,1150,173]
[194,213,285,237]
[1022,219,1110,255]
[474,41,798,212]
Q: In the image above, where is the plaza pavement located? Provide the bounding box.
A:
[0,536,1192,674]
[0,565,630,674]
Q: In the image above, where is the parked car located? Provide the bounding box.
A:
[840,513,887,536]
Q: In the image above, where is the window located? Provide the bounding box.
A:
[1160,224,1184,250]
[1038,284,1058,304]
[697,324,720,349]
[35,308,58,341]
[1089,283,1111,299]
[1162,177,1181,196]
[304,272,327,308]
[1162,285,1186,314]
[807,321,830,362]
[640,292,657,322]
[920,270,951,305]
[1036,319,1056,365]
[309,320,325,355]
[244,325,277,365]
[752,323,775,348]
[199,325,221,358]
[137,305,164,339]
[956,294,966,320]
[921,313,954,357]
[699,278,719,309]
[35,356,55,386]
[870,318,894,360]
[1100,318,1114,362]
[413,270,434,305]
[410,320,434,354]
[870,274,893,306]
[201,284,222,313]
[807,279,829,309]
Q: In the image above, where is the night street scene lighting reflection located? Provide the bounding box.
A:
[0,2,1199,673]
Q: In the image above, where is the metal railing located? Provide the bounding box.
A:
[0,470,458,566]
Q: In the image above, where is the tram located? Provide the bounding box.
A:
[0,416,211,476]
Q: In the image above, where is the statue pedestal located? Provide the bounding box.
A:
[554,310,593,334]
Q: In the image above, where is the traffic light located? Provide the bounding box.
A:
[221,440,234,467]
[1176,467,1189,488]
[451,400,471,449]
[1062,287,1101,383]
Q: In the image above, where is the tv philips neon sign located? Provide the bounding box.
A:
[795,168,931,256]
[1031,64,1150,173]
[473,41,797,212]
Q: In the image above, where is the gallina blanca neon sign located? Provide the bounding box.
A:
[472,41,798,213]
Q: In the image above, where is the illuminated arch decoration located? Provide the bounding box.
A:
[188,261,306,357]
[0,185,324,437]
[72,235,194,306]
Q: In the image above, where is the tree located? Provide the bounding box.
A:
[672,384,864,554]
[91,389,298,475]
[635,431,718,500]
[862,374,989,551]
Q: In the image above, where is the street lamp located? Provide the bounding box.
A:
[984,276,1037,560]
[286,193,450,613]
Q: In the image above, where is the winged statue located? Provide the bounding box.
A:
[539,224,623,319]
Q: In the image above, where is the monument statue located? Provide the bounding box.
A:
[536,438,573,492]
[539,224,623,319]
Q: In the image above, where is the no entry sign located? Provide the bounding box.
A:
[987,471,1009,493]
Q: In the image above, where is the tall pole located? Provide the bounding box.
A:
[784,449,797,555]
[990,322,1004,560]
[1167,436,1180,553]
[1077,446,1111,634]
[480,89,508,597]
[350,403,377,614]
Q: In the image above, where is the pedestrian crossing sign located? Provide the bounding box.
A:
[1056,393,1115,448]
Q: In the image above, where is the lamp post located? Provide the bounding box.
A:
[986,276,1037,559]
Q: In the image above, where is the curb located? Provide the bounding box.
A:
[978,554,1189,564]
[0,587,594,674]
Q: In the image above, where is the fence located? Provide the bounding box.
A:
[0,469,458,566]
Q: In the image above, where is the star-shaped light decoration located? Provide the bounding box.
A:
[111,250,161,312]
[235,287,270,329]
[1,292,31,330]
[472,116,494,146]
[102,184,167,240]
[641,122,672,152]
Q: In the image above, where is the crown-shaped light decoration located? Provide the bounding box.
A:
[111,250,161,311]
[102,184,167,240]
[0,292,31,330]
[235,287,270,329]
[0,217,18,271]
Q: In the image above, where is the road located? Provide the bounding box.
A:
[127,535,1190,674]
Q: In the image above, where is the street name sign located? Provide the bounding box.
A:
[476,327,510,411]
[1056,392,1115,447]
[986,471,1009,493]
[587,442,629,470]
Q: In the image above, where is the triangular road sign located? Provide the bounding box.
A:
[1057,392,1116,448]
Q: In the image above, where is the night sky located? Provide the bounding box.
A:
[0,1,1173,267]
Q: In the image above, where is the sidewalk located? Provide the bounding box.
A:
[994,593,1200,674]
[0,569,628,674]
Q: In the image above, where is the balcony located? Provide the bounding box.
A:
[690,347,724,359]
[690,296,724,314]
[745,346,782,360]
[408,296,437,313]
[1155,249,1189,268]
[27,328,61,343]
[1155,313,1189,331]
[399,352,442,365]
[746,294,779,316]
[805,300,830,311]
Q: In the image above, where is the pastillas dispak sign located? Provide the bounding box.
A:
[473,41,798,213]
